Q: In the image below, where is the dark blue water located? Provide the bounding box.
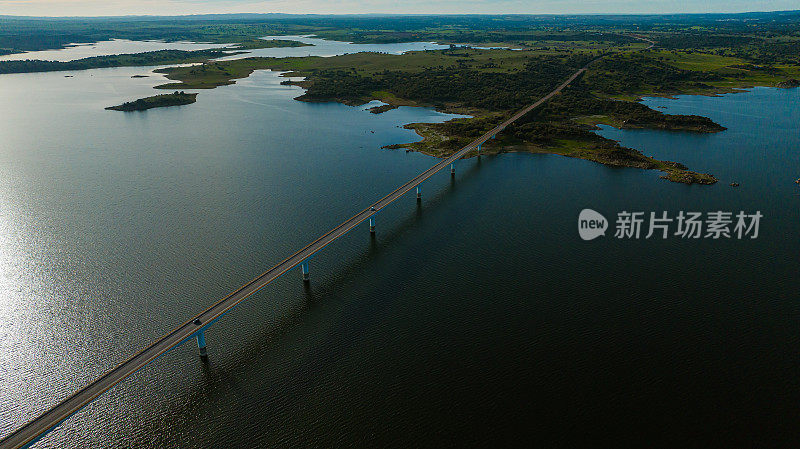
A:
[0,53,798,448]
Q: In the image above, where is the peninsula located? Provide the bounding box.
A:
[4,14,799,185]
[153,47,736,184]
[0,39,310,75]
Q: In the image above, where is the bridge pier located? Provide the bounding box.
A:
[416,186,421,201]
[477,143,481,154]
[301,261,309,282]
[450,163,455,176]
[369,216,376,234]
[196,331,207,358]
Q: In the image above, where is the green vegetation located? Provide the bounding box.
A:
[5,12,800,184]
[154,47,732,183]
[227,38,312,49]
[4,12,799,56]
[0,39,308,75]
[105,91,197,111]
[0,16,310,54]
[0,15,660,55]
[153,58,267,89]
[368,104,399,114]
[583,50,800,100]
[0,49,242,74]
[155,49,594,102]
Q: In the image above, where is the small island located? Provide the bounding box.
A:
[368,104,399,114]
[227,39,314,50]
[105,91,197,111]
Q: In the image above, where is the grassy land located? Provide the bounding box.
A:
[154,47,564,90]
[6,13,800,185]
[582,50,800,102]
[145,40,800,184]
[22,33,790,184]
[389,123,716,184]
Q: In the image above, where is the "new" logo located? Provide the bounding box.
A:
[578,209,608,241]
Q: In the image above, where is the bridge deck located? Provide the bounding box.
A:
[0,64,589,449]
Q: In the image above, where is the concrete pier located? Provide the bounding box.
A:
[196,331,207,358]
[301,261,309,282]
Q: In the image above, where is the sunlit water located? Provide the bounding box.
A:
[0,39,232,62]
[0,36,448,63]
[0,38,798,447]
[217,35,449,60]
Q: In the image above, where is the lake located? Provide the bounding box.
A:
[0,36,448,62]
[0,39,231,62]
[0,40,798,447]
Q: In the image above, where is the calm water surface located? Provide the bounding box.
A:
[0,36,448,62]
[0,39,231,62]
[0,40,798,448]
[217,35,449,60]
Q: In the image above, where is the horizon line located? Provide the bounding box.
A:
[2,9,800,19]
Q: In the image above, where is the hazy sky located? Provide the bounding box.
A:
[0,0,796,17]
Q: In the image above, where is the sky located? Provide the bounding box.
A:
[0,0,797,17]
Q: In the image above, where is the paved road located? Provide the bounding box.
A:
[0,62,591,449]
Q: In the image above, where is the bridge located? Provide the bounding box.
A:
[0,64,590,449]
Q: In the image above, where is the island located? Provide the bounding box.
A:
[227,39,313,50]
[105,91,197,111]
[0,49,243,74]
[152,46,740,184]
[0,39,311,75]
[368,104,399,114]
[5,15,799,185]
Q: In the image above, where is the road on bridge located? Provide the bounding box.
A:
[0,60,593,449]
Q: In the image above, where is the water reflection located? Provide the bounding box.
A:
[0,39,230,62]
